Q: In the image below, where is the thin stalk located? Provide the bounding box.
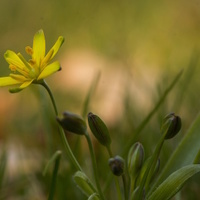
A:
[59,127,82,171]
[40,80,82,171]
[122,174,128,200]
[114,177,123,200]
[40,80,58,115]
[84,131,105,200]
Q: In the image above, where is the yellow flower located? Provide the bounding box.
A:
[0,29,64,92]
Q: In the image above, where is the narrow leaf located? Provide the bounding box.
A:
[148,164,200,200]
[43,150,62,176]
[48,151,62,200]
[82,71,101,119]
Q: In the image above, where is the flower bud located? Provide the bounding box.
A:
[108,155,125,176]
[161,113,181,139]
[87,112,111,147]
[56,111,87,135]
[127,142,144,177]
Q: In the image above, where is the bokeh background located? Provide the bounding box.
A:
[0,0,200,199]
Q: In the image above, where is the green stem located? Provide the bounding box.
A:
[48,153,61,200]
[135,135,165,200]
[40,80,58,115]
[59,127,82,171]
[122,174,128,200]
[114,177,123,200]
[84,131,105,200]
[40,80,82,171]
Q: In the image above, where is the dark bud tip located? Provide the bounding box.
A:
[108,155,125,176]
[161,113,181,140]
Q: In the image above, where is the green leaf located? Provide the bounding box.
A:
[73,171,97,197]
[147,164,200,200]
[155,112,200,186]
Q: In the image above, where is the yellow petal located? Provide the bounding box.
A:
[46,36,64,61]
[37,61,61,80]
[19,80,34,89]
[0,76,21,86]
[4,50,28,72]
[32,29,45,66]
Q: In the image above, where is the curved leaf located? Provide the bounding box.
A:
[148,164,200,200]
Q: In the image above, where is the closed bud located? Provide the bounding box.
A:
[57,111,87,135]
[127,142,145,177]
[161,113,181,140]
[88,112,111,147]
[108,155,125,176]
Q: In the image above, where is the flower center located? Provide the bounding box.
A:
[29,67,38,79]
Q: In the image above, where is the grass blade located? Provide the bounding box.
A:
[123,70,183,155]
[82,71,101,119]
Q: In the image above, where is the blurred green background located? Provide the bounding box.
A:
[0,0,200,199]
